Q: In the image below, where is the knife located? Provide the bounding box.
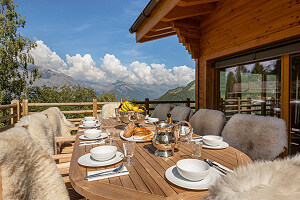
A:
[84,171,130,180]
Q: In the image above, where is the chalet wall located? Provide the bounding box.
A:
[196,0,300,109]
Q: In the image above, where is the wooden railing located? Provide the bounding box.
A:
[133,98,195,112]
[0,98,195,131]
[220,97,280,119]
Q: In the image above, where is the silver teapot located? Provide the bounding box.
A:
[152,121,191,157]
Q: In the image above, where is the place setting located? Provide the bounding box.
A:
[79,116,101,128]
[190,135,229,149]
[164,139,231,190]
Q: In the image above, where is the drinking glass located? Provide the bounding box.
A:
[106,128,116,145]
[190,139,203,159]
[97,112,104,125]
[123,141,136,166]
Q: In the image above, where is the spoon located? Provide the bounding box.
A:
[204,159,227,175]
[79,139,103,145]
[84,164,124,180]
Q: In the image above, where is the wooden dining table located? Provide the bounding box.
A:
[69,118,252,200]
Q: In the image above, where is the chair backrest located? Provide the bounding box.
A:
[150,104,172,121]
[189,109,226,136]
[102,103,120,118]
[15,113,55,155]
[170,106,193,121]
[42,107,74,137]
[221,114,287,161]
[205,154,300,200]
[0,127,69,200]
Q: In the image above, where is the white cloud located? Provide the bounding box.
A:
[30,40,195,86]
[30,40,68,73]
[66,54,106,82]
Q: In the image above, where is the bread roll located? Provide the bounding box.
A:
[123,122,135,138]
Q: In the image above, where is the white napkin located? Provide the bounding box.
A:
[212,161,233,173]
[79,140,105,146]
[87,166,129,181]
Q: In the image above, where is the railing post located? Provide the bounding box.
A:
[237,97,241,114]
[261,101,266,116]
[22,99,29,116]
[185,98,191,107]
[92,99,97,118]
[145,98,149,112]
[247,98,251,114]
[10,99,20,124]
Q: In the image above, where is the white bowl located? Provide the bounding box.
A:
[176,159,210,181]
[90,146,117,161]
[84,129,102,138]
[148,117,159,123]
[84,116,95,121]
[202,135,223,147]
[83,120,96,127]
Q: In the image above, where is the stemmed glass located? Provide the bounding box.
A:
[106,128,116,145]
[123,141,136,166]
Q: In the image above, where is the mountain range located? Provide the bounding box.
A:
[28,65,186,100]
[156,80,195,101]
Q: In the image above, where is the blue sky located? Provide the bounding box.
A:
[16,0,195,86]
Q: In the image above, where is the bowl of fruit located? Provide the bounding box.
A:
[118,99,146,124]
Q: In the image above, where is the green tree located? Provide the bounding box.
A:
[0,0,37,104]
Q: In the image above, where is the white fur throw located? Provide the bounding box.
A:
[189,109,226,136]
[170,106,193,121]
[151,104,172,121]
[42,107,75,137]
[205,154,300,200]
[0,127,69,200]
[222,114,287,161]
[15,113,55,155]
[102,103,120,118]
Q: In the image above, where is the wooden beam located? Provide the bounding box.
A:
[136,0,181,42]
[152,21,171,31]
[146,28,175,37]
[162,3,215,22]
[139,32,177,43]
[177,0,220,7]
[172,18,201,30]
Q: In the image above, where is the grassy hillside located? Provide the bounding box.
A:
[156,80,195,101]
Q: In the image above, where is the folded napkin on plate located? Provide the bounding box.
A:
[212,161,233,173]
[87,166,129,181]
[79,140,105,146]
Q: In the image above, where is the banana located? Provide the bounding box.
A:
[125,101,134,111]
[133,106,139,112]
[121,103,128,111]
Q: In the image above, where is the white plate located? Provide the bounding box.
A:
[79,133,108,140]
[78,152,124,167]
[79,124,100,128]
[203,141,229,149]
[120,131,153,142]
[165,166,221,190]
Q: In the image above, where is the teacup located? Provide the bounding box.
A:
[84,116,95,121]
[202,135,223,147]
[83,120,96,127]
[84,129,102,138]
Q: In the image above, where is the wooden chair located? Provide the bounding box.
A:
[222,114,287,161]
[189,109,226,136]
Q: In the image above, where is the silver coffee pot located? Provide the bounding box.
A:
[152,121,191,157]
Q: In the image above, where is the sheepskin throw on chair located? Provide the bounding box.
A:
[102,102,120,118]
[42,107,75,137]
[205,154,300,200]
[222,114,287,161]
[0,127,69,200]
[170,106,193,121]
[189,109,226,136]
[15,113,55,155]
[151,104,172,121]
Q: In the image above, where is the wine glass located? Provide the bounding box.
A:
[123,141,136,166]
[106,128,116,145]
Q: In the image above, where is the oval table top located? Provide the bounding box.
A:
[69,118,252,200]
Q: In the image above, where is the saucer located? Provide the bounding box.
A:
[79,133,108,140]
[78,152,124,167]
[79,124,100,128]
[202,141,229,149]
[165,166,221,190]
